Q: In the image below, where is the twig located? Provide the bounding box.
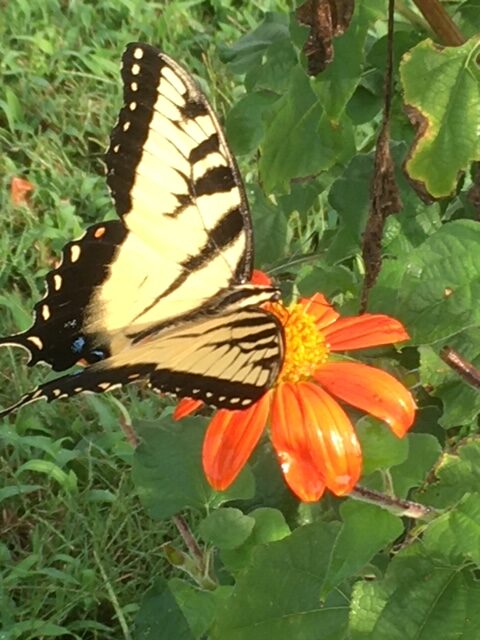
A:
[440,346,480,390]
[411,0,465,46]
[351,484,437,520]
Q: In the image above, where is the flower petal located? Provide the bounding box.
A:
[270,384,326,502]
[202,393,271,491]
[173,397,204,420]
[300,293,340,330]
[270,382,361,499]
[324,314,410,351]
[251,269,272,286]
[315,362,416,437]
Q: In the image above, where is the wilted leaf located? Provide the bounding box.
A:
[400,37,480,200]
[296,0,355,75]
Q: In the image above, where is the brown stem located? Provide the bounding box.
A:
[410,0,465,46]
[351,484,437,520]
[172,514,205,569]
[440,346,480,390]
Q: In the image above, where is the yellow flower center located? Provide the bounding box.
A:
[268,302,330,384]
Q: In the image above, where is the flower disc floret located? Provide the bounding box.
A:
[270,302,329,384]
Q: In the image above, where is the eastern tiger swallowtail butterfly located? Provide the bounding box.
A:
[0,42,284,418]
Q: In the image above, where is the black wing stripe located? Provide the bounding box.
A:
[189,134,220,164]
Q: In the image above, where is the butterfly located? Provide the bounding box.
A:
[0,43,285,418]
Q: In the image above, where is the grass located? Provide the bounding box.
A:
[0,1,287,637]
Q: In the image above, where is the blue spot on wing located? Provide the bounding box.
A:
[72,336,86,354]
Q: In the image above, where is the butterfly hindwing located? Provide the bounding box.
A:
[0,307,283,418]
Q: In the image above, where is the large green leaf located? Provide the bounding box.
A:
[389,433,442,498]
[420,439,480,509]
[169,578,223,640]
[220,13,290,75]
[350,547,480,639]
[226,91,279,156]
[132,418,254,519]
[419,328,480,428]
[199,508,255,550]
[356,418,409,476]
[259,66,354,193]
[134,578,194,640]
[423,493,480,565]
[370,220,480,344]
[321,501,403,595]
[400,37,480,198]
[212,521,349,640]
[213,504,401,640]
[221,507,291,573]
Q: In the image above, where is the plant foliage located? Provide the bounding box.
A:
[2,1,480,638]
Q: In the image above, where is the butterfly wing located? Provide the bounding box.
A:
[0,43,256,369]
[95,42,254,339]
[0,307,284,418]
[0,221,126,370]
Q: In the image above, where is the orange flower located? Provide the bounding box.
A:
[175,277,416,502]
[10,177,34,206]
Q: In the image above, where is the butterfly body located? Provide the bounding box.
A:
[0,43,284,418]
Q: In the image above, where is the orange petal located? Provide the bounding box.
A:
[202,393,271,491]
[324,314,410,351]
[315,362,416,437]
[270,382,361,499]
[300,293,340,330]
[173,397,204,420]
[11,177,34,206]
[251,269,272,286]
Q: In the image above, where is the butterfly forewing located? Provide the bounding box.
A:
[96,43,253,339]
[0,42,284,418]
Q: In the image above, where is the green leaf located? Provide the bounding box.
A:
[420,440,480,508]
[400,37,480,198]
[419,329,480,428]
[371,220,480,344]
[456,0,480,38]
[220,13,289,75]
[298,264,357,300]
[0,484,43,504]
[226,91,279,156]
[251,187,289,266]
[327,154,372,262]
[357,418,409,476]
[213,521,349,640]
[221,507,291,573]
[132,418,254,519]
[321,501,403,595]
[368,548,480,639]
[169,578,220,640]
[423,493,480,564]
[199,508,255,550]
[134,578,194,640]
[245,37,298,93]
[259,66,354,193]
[389,433,442,498]
[15,460,77,492]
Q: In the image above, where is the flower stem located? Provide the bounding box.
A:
[351,484,437,520]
